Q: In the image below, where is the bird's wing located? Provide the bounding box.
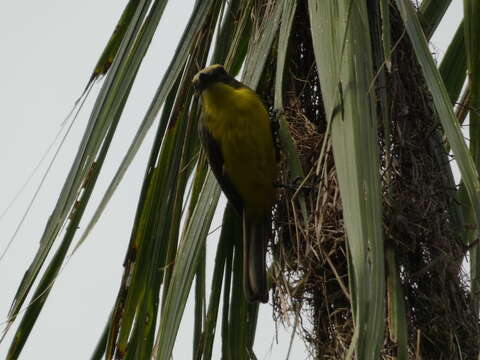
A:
[198,121,244,213]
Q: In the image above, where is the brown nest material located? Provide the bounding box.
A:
[381,9,479,359]
[270,2,351,358]
[268,2,479,359]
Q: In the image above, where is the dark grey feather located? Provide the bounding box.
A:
[198,120,244,214]
[243,209,269,303]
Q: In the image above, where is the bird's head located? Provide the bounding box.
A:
[192,64,230,93]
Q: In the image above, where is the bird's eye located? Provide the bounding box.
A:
[218,67,227,75]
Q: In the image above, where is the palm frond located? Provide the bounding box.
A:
[4,1,480,359]
[308,1,385,357]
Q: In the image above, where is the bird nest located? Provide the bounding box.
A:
[261,2,479,359]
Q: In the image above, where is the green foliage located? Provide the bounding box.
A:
[3,0,480,359]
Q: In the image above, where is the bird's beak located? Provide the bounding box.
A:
[193,71,210,94]
[192,73,202,93]
[192,79,199,93]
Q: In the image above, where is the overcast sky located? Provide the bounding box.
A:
[0,1,462,359]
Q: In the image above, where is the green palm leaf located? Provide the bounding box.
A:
[4,1,480,359]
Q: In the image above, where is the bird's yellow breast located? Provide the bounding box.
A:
[201,82,276,216]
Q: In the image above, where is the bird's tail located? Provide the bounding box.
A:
[242,209,269,303]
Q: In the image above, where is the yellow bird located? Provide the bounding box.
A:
[193,65,276,303]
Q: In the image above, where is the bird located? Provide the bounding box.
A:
[193,64,277,303]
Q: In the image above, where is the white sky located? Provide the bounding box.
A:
[0,1,463,359]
